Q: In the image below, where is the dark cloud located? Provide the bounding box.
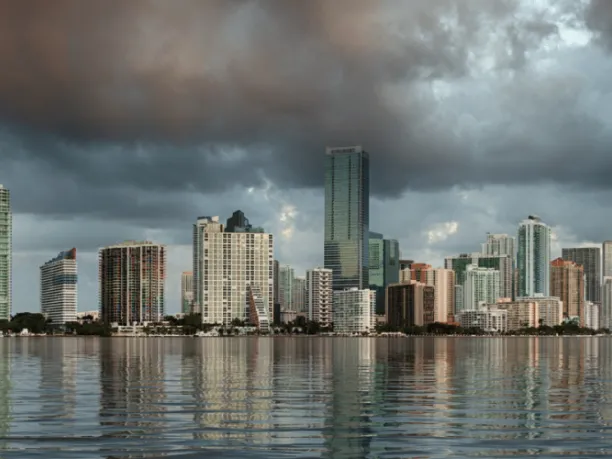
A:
[0,0,575,199]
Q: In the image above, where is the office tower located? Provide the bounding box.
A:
[562,247,601,303]
[604,242,612,278]
[402,266,455,323]
[602,277,612,329]
[463,265,501,312]
[399,259,414,271]
[99,241,166,325]
[517,215,551,297]
[292,276,307,314]
[445,254,511,301]
[273,260,280,305]
[333,288,375,334]
[193,216,273,325]
[306,267,333,328]
[0,185,10,321]
[482,233,516,265]
[386,281,435,328]
[278,265,294,311]
[181,271,194,314]
[550,257,585,323]
[368,232,399,314]
[324,146,370,290]
[40,248,77,325]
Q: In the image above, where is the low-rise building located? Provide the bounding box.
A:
[494,297,539,330]
[456,306,508,332]
[517,295,563,327]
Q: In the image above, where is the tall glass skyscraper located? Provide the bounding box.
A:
[517,215,551,297]
[324,146,370,291]
[369,232,399,314]
[0,185,10,321]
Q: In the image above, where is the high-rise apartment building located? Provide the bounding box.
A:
[181,271,194,314]
[602,277,612,329]
[463,265,501,312]
[99,241,166,325]
[585,301,600,330]
[273,260,280,306]
[292,276,307,314]
[494,298,539,330]
[333,288,375,334]
[517,215,551,297]
[386,281,435,328]
[401,266,455,322]
[40,248,77,325]
[324,146,369,291]
[193,216,273,325]
[482,233,516,265]
[562,247,601,303]
[306,267,333,328]
[550,257,585,323]
[369,232,400,314]
[445,254,512,300]
[604,242,612,278]
[278,265,294,311]
[0,185,10,321]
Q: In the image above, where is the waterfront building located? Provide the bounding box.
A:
[602,277,612,329]
[584,301,600,330]
[324,146,370,291]
[386,281,435,328]
[494,298,539,330]
[306,267,333,328]
[456,306,508,332]
[292,276,307,314]
[76,310,99,322]
[99,241,166,325]
[278,265,295,311]
[368,232,400,314]
[482,233,516,266]
[517,294,563,327]
[181,271,194,314]
[463,265,501,312]
[561,247,601,303]
[333,288,375,334]
[0,185,10,321]
[193,216,273,326]
[401,266,455,322]
[40,248,77,325]
[550,257,585,324]
[517,215,551,297]
[604,241,612,278]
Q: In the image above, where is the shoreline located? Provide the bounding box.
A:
[2,333,609,338]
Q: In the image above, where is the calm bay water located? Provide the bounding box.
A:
[1,337,612,458]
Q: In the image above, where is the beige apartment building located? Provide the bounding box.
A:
[401,266,455,322]
[550,257,584,324]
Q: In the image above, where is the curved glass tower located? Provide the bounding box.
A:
[324,146,369,291]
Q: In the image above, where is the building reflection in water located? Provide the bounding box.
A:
[0,339,11,452]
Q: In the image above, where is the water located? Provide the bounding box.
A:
[0,337,611,458]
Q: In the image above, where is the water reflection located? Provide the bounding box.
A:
[1,337,612,457]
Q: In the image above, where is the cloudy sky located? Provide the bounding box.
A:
[3,0,612,314]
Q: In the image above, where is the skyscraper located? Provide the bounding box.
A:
[181,271,194,314]
[292,276,307,314]
[462,265,501,312]
[517,215,551,297]
[604,241,612,279]
[561,247,601,303]
[444,254,512,302]
[402,266,455,322]
[99,241,166,325]
[278,265,294,311]
[0,185,10,321]
[40,248,78,325]
[368,232,399,314]
[602,277,612,329]
[306,267,333,328]
[550,257,585,323]
[482,234,516,265]
[324,146,370,291]
[193,216,273,325]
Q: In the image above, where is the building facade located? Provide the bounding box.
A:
[278,265,294,311]
[292,276,307,314]
[0,185,10,321]
[604,242,612,279]
[456,307,508,332]
[193,216,273,326]
[333,288,375,334]
[584,301,600,330]
[40,248,77,325]
[99,241,166,325]
[401,266,455,322]
[463,265,501,312]
[550,257,585,323]
[324,146,370,291]
[444,254,512,302]
[561,247,601,303]
[517,215,551,297]
[494,298,539,330]
[482,233,516,266]
[386,281,435,328]
[517,295,563,327]
[368,232,400,314]
[306,268,333,328]
[602,277,612,330]
[181,271,194,314]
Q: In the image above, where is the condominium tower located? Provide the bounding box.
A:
[324,146,370,290]
[517,215,551,297]
[193,216,273,325]
[482,233,516,266]
[99,241,166,325]
[306,267,333,328]
[0,185,10,321]
[604,241,612,278]
[368,232,400,314]
[550,257,585,323]
[402,266,455,323]
[562,247,601,303]
[181,271,194,314]
[40,248,77,325]
[463,265,501,312]
[278,265,295,311]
